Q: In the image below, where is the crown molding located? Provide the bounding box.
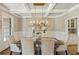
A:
[58,4,79,18]
[0,4,21,18]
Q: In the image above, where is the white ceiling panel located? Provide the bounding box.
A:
[16,13,31,16]
[53,3,77,9]
[3,3,25,10]
[32,13,45,17]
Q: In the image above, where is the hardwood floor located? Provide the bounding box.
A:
[0,48,10,55]
[0,48,21,55]
[0,47,79,55]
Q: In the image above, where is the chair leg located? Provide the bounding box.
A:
[10,51,12,55]
[20,52,22,55]
[56,51,58,55]
[56,51,67,55]
[65,50,68,55]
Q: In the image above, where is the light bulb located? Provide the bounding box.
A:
[30,21,32,24]
[46,20,48,24]
[36,20,38,24]
[42,20,44,23]
[33,20,35,24]
[39,21,41,24]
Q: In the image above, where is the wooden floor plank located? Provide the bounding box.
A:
[0,48,10,55]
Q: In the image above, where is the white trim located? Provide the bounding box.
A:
[50,9,67,13]
[66,16,78,21]
[22,15,61,18]
[22,3,32,18]
[44,3,56,17]
[10,9,67,13]
[11,17,14,35]
[0,4,20,18]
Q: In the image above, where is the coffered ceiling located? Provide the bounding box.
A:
[1,3,78,18]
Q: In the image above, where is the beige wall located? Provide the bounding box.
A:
[54,17,66,32]
[14,18,22,32]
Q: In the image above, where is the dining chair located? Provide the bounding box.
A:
[56,43,67,55]
[21,37,34,55]
[55,37,68,55]
[41,38,54,55]
[8,35,21,55]
[13,32,22,42]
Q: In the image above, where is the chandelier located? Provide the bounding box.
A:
[30,19,48,26]
[30,19,48,32]
[30,4,48,33]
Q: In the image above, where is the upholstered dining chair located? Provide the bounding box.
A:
[8,35,21,55]
[55,32,68,55]
[56,39,68,55]
[21,37,34,55]
[41,38,55,55]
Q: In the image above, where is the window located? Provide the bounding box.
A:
[3,18,11,41]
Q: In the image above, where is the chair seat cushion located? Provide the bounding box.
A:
[56,45,67,51]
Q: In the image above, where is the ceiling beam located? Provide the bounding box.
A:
[44,3,56,17]
[22,15,61,19]
[21,3,32,17]
[9,9,67,13]
[10,9,28,13]
[51,9,67,13]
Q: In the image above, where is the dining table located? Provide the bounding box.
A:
[18,37,64,55]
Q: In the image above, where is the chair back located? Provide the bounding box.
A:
[13,32,22,42]
[21,37,34,55]
[8,35,16,44]
[41,38,54,55]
